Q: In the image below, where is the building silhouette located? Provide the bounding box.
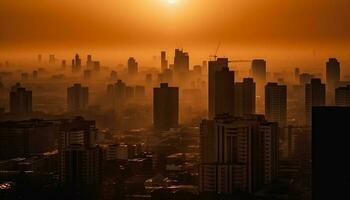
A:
[199,114,278,194]
[174,49,189,74]
[208,58,230,119]
[67,84,89,112]
[128,57,138,75]
[265,82,287,127]
[326,58,340,105]
[305,79,325,125]
[72,54,81,73]
[251,59,267,96]
[153,83,179,131]
[161,51,168,72]
[312,107,350,200]
[59,117,102,187]
[10,83,32,114]
[214,67,235,117]
[234,78,256,116]
[335,85,350,106]
[0,119,58,160]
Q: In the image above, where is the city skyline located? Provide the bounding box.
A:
[0,1,348,199]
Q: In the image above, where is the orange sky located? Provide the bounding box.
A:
[0,0,350,69]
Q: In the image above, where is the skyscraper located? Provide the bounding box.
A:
[10,83,32,114]
[326,58,340,105]
[265,82,287,127]
[208,58,230,119]
[251,59,267,94]
[153,83,179,131]
[305,79,325,125]
[87,54,93,68]
[335,85,350,106]
[67,84,89,112]
[234,78,256,116]
[128,57,138,74]
[59,117,102,187]
[199,114,278,194]
[214,67,235,116]
[72,54,81,73]
[161,51,168,72]
[174,49,189,74]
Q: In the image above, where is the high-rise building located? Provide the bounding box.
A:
[251,59,267,95]
[128,57,138,74]
[72,54,81,73]
[305,79,325,125]
[0,119,59,159]
[87,55,93,68]
[326,58,340,105]
[161,51,168,72]
[234,78,256,116]
[312,107,350,200]
[199,114,278,194]
[208,58,230,119]
[67,84,89,112]
[214,67,235,117]
[174,49,189,74]
[59,117,102,187]
[153,83,179,131]
[265,82,287,127]
[10,83,32,114]
[335,85,350,106]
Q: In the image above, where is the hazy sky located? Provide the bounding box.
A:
[1,0,350,68]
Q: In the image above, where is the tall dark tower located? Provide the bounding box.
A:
[128,57,138,75]
[214,67,235,117]
[265,82,287,127]
[252,59,266,92]
[161,51,168,72]
[153,83,179,131]
[305,79,325,125]
[326,58,340,105]
[208,58,234,119]
[9,83,32,114]
[174,49,189,74]
[234,78,256,116]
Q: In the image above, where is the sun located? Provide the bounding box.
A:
[167,0,177,5]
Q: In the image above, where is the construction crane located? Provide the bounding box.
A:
[229,60,251,63]
[209,42,221,61]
